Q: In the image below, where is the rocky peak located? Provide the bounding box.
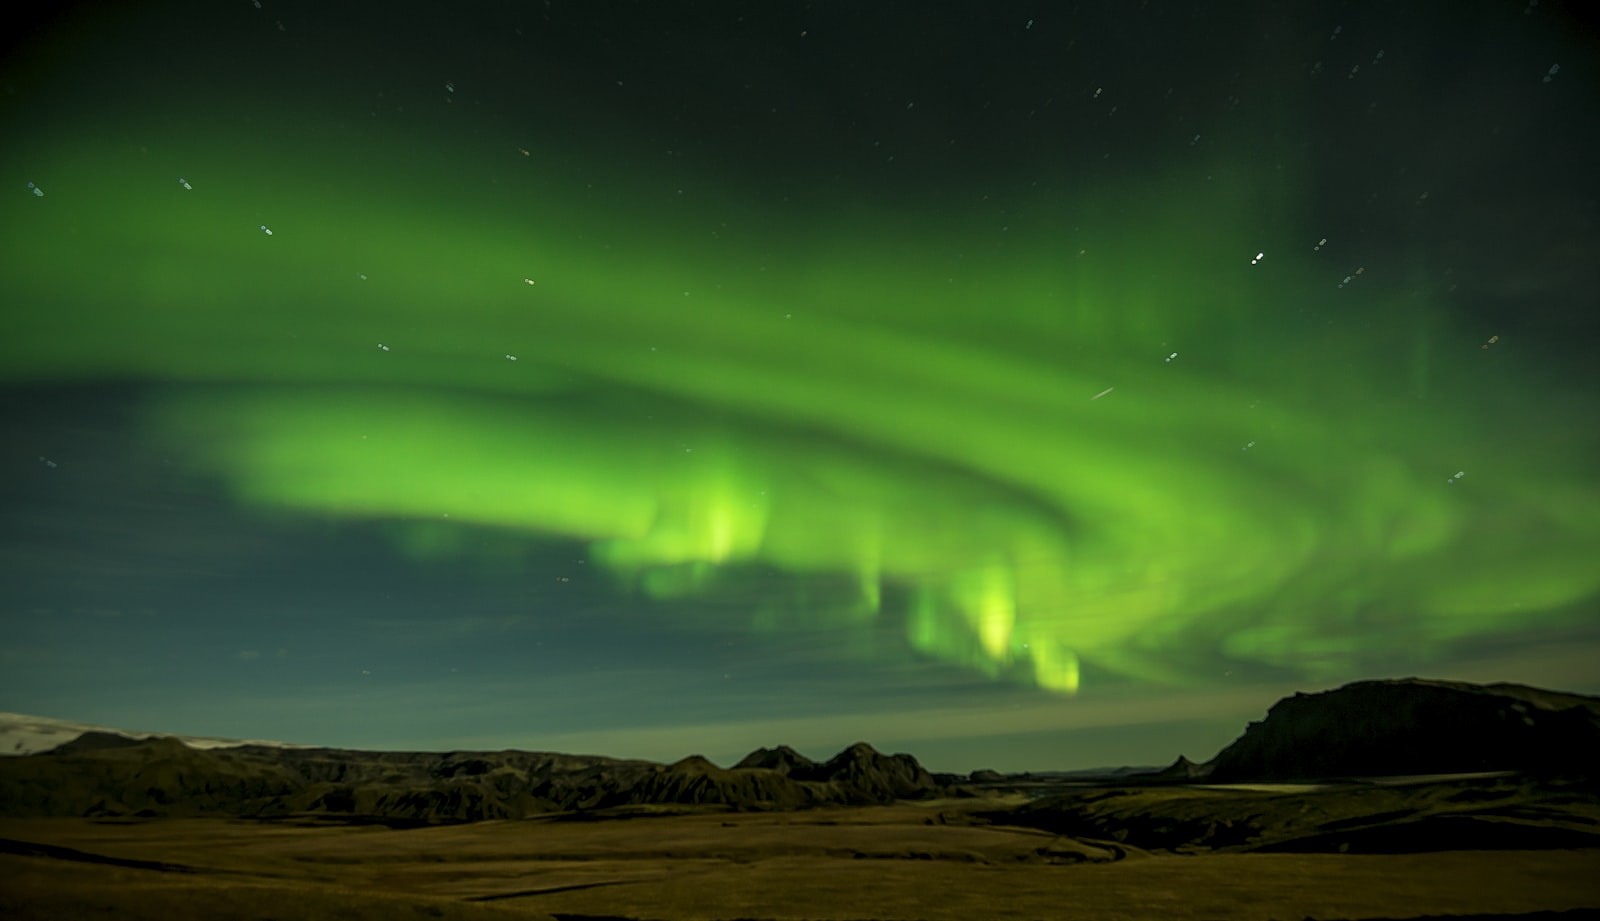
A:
[734,744,817,774]
[668,754,718,773]
[1154,755,1204,779]
[798,742,937,799]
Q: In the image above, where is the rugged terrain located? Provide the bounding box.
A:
[0,735,943,823]
[3,677,1599,920]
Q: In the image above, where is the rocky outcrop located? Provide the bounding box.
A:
[1203,678,1600,782]
[733,742,940,801]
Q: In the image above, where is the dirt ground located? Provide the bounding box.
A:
[3,801,1598,920]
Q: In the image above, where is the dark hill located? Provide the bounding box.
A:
[1203,678,1600,782]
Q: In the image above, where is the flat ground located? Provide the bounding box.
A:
[2,799,1598,921]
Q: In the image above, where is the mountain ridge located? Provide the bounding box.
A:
[0,735,947,823]
[4,677,1596,824]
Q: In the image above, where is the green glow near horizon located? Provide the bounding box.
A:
[3,112,1597,695]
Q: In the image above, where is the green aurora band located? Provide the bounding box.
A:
[3,111,1597,694]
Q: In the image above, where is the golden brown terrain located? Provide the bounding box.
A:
[3,795,1598,921]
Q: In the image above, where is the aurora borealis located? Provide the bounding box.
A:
[2,2,1597,770]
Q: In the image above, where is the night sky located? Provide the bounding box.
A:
[2,1,1597,773]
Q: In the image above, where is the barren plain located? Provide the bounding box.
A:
[4,792,1599,921]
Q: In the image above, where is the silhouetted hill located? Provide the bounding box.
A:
[1203,678,1600,782]
[731,742,938,801]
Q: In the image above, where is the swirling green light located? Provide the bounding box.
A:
[3,110,1595,695]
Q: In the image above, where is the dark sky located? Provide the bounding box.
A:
[1,1,1597,772]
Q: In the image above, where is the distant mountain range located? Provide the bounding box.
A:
[0,731,945,823]
[1,677,1595,824]
[0,712,314,757]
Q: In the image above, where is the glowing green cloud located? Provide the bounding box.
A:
[3,110,1596,694]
